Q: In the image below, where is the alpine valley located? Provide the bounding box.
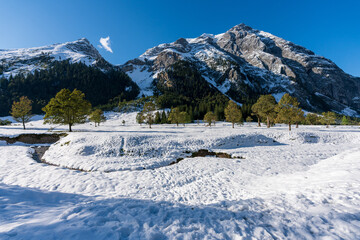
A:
[1,24,359,117]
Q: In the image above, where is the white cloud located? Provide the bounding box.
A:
[99,36,113,53]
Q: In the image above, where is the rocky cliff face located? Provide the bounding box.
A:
[122,24,360,116]
[0,38,114,78]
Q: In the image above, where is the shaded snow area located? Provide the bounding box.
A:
[125,65,156,97]
[1,112,360,239]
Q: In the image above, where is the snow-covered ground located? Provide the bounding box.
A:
[1,112,360,239]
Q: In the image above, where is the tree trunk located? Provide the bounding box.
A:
[288,121,291,131]
[149,123,152,129]
[326,125,329,128]
[257,117,261,127]
[232,122,234,128]
[22,120,25,130]
[176,122,179,127]
[266,116,270,128]
[69,123,72,132]
[296,122,299,128]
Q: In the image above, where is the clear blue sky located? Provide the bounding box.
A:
[1,0,360,76]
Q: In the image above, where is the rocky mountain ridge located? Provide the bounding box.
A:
[122,23,360,116]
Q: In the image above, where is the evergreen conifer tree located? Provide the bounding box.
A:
[305,113,320,125]
[251,95,277,128]
[204,111,217,127]
[154,111,161,124]
[136,112,144,125]
[294,108,305,128]
[141,101,156,128]
[89,109,106,127]
[161,111,167,124]
[42,89,91,132]
[11,96,32,129]
[341,116,350,125]
[275,93,301,131]
[168,107,181,126]
[321,111,337,128]
[224,100,242,128]
[179,111,190,126]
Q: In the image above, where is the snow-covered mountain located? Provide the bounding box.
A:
[122,24,360,116]
[0,39,140,116]
[0,38,114,78]
[1,27,359,116]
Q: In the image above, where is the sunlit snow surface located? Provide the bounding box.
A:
[1,112,360,239]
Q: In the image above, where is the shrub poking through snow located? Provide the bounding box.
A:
[10,96,32,130]
[42,89,91,132]
[0,119,11,125]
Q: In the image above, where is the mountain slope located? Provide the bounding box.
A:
[0,39,139,116]
[121,24,360,116]
[0,38,113,78]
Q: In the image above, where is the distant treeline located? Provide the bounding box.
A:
[0,60,139,116]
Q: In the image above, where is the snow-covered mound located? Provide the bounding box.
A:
[122,23,360,116]
[43,128,360,173]
[0,38,112,78]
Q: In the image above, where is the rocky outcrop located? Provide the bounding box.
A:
[0,133,67,144]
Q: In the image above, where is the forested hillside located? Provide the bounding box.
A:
[152,61,230,120]
[0,60,139,115]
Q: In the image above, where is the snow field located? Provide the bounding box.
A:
[0,112,360,239]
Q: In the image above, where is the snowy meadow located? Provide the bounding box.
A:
[0,112,360,239]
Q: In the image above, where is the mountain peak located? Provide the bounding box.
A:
[0,38,110,78]
[174,38,189,46]
[75,38,91,44]
[228,23,254,32]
